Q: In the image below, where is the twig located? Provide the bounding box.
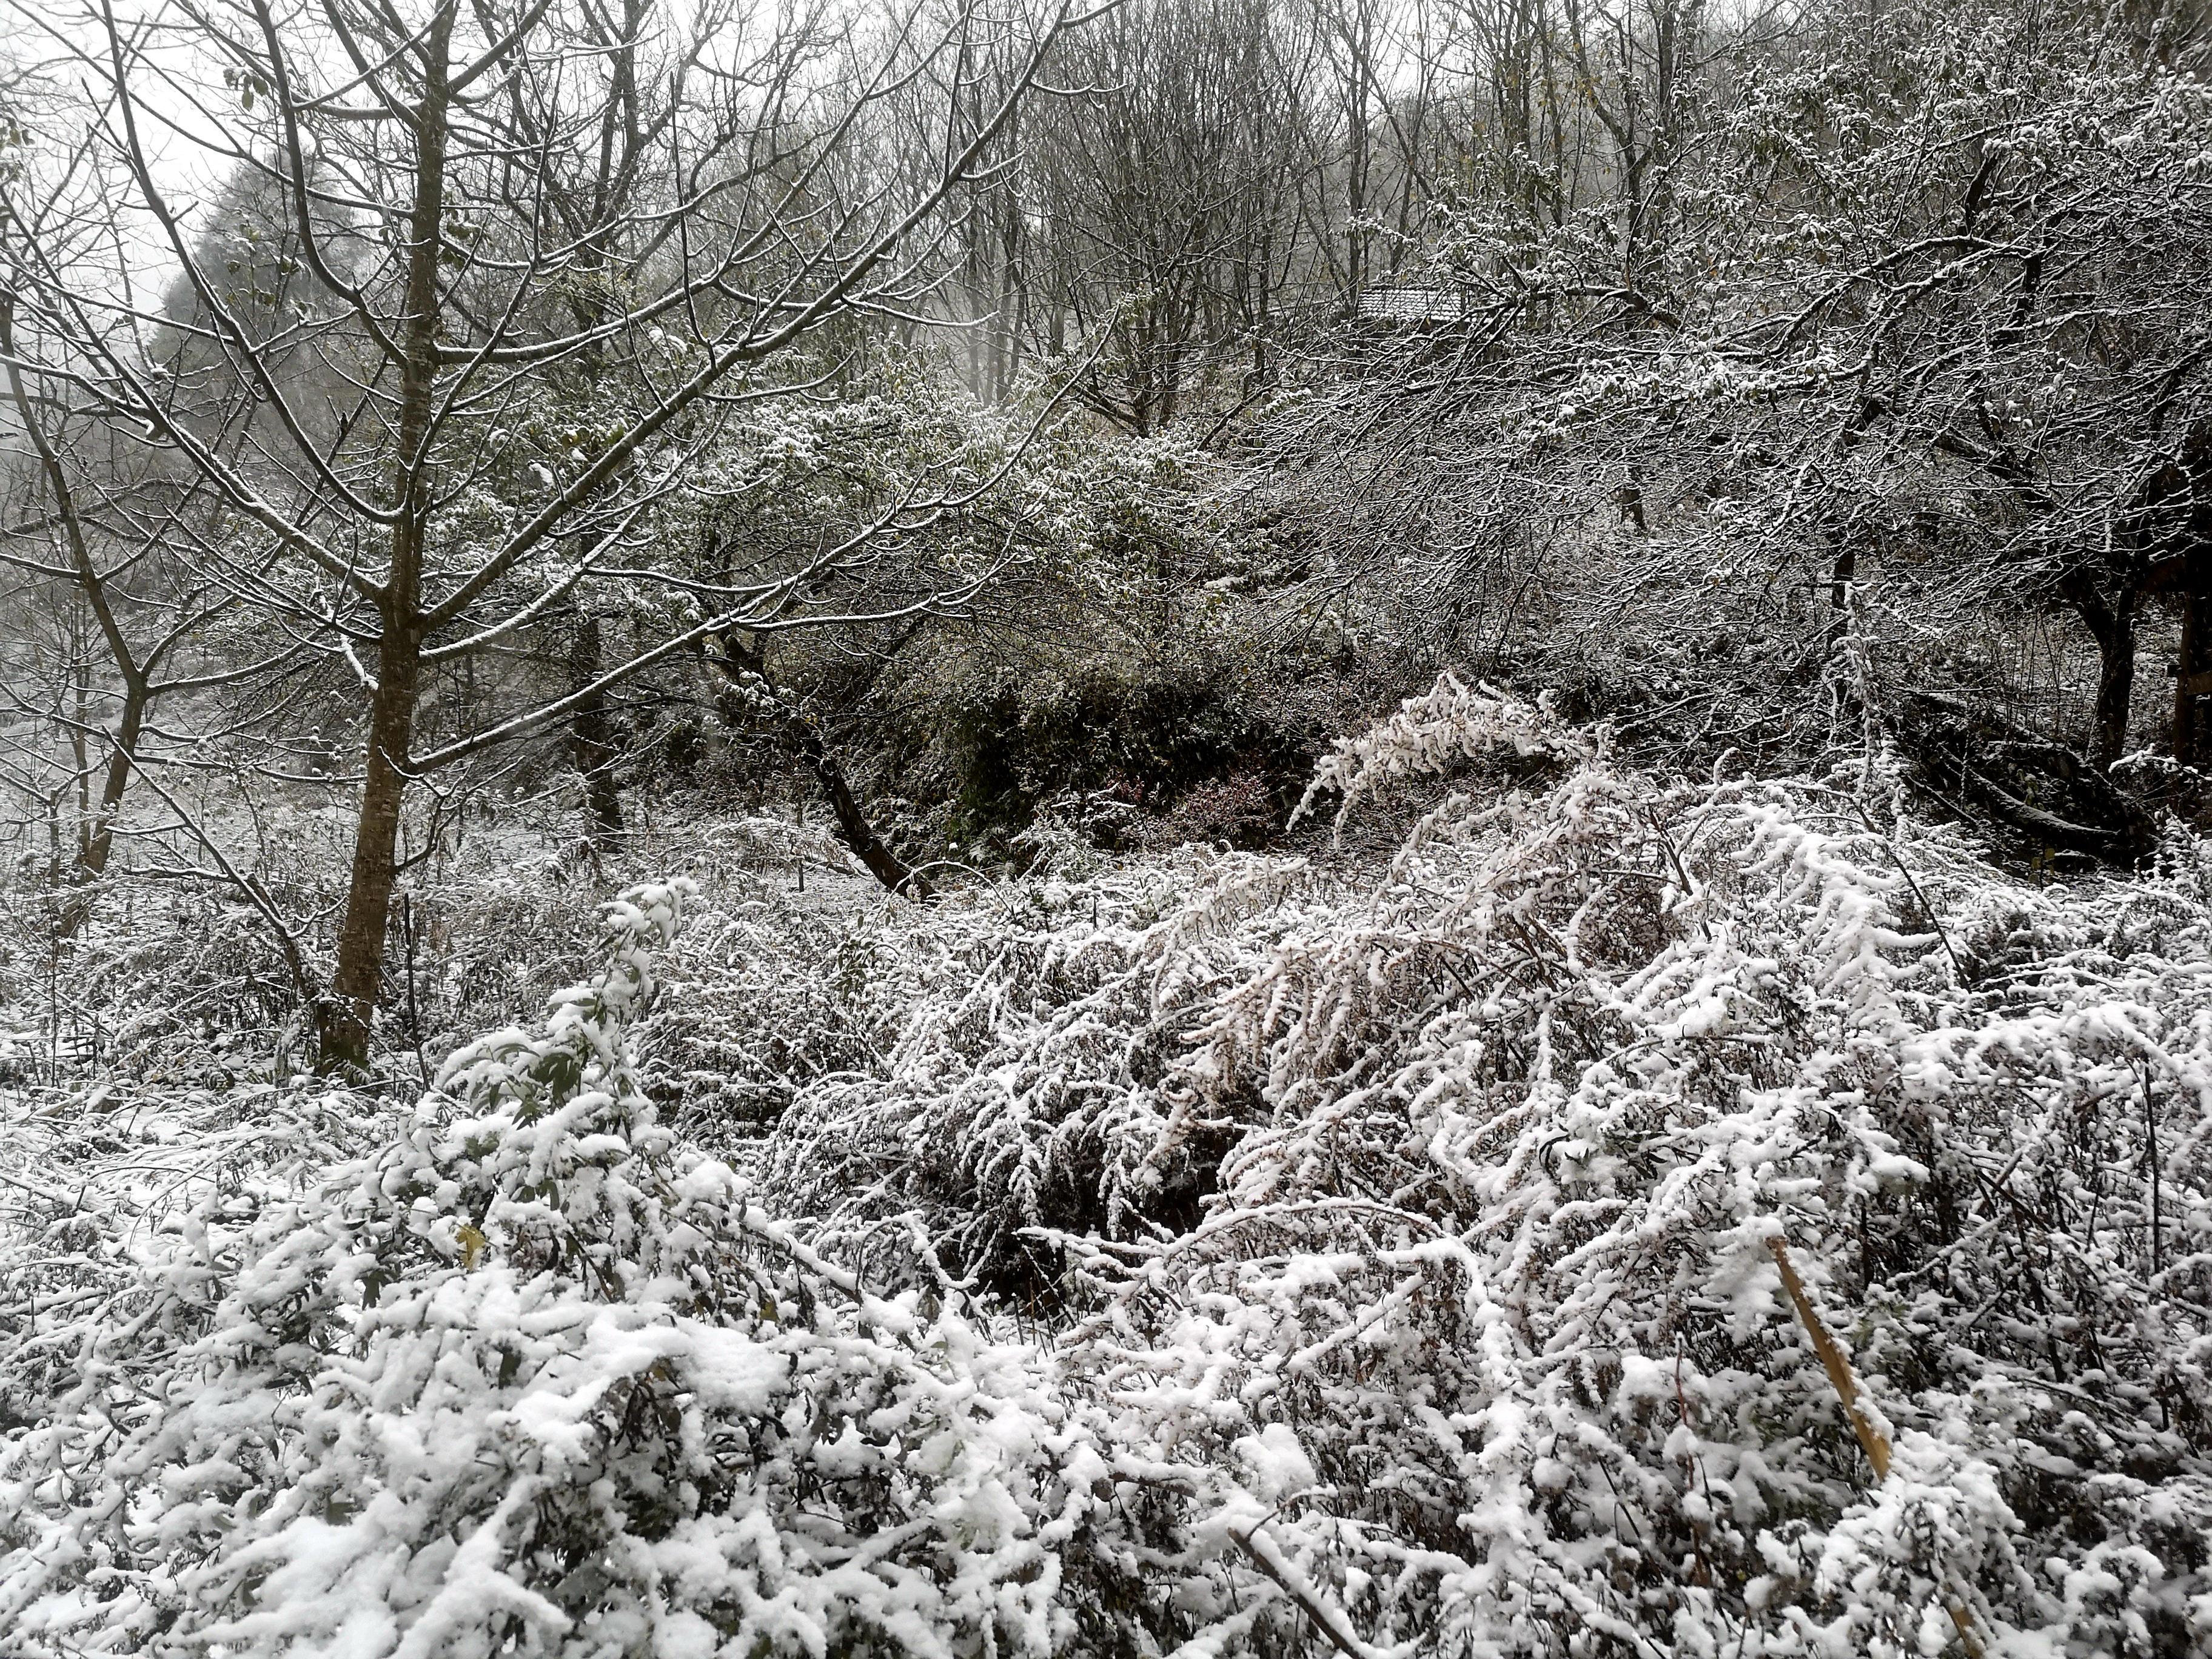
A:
[1228,1519,1396,1659]
[1852,803,1964,984]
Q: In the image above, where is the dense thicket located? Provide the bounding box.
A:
[5,682,2211,1655]
[5,0,2212,1651]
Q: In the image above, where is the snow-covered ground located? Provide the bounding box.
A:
[4,682,2210,1657]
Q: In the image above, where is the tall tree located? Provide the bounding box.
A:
[4,0,1103,1068]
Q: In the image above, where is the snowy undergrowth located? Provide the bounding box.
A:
[0,887,1153,1658]
[770,676,2212,1656]
[5,678,2211,1657]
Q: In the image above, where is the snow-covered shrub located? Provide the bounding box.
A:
[1078,682,2212,1657]
[1293,669,1594,828]
[7,679,2211,1658]
[19,884,320,1082]
[759,854,1253,1291]
[0,882,1148,1658]
[762,683,1603,1296]
[637,885,909,1136]
[770,675,2212,1655]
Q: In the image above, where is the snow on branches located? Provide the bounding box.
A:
[774,676,2212,1655]
[0,882,1131,1658]
[1292,670,1595,832]
[5,681,2211,1657]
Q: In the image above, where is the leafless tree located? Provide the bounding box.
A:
[0,65,289,925]
[2,0,1108,1067]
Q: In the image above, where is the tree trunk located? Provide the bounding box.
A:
[325,625,423,1069]
[1897,687,2155,862]
[320,2,452,1072]
[1,289,151,918]
[52,692,149,939]
[2089,600,2137,769]
[2175,586,2211,765]
[2059,565,2137,768]
[788,719,933,899]
[703,640,931,899]
[78,695,144,883]
[568,614,625,843]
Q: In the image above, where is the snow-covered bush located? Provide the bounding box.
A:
[760,853,1270,1289]
[637,883,911,1136]
[0,882,1148,1658]
[773,677,2212,1655]
[1077,689,2212,1655]
[1293,670,1594,826]
[7,679,2211,1657]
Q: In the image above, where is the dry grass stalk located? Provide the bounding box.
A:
[1767,1233,1987,1659]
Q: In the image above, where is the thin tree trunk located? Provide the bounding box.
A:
[2059,566,2137,768]
[2088,597,2137,769]
[1818,540,1857,663]
[1,291,151,916]
[322,2,453,1071]
[2174,585,2210,765]
[327,624,424,1068]
[569,614,625,843]
[788,718,932,899]
[79,697,144,882]
[703,640,931,899]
